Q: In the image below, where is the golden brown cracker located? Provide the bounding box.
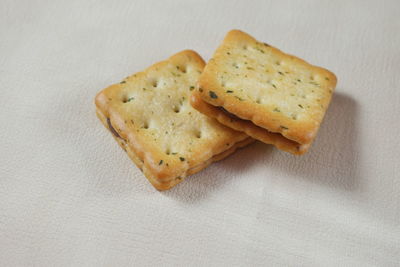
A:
[95,50,251,190]
[195,30,337,153]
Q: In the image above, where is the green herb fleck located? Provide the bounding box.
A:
[159,160,163,165]
[278,71,284,75]
[171,152,177,155]
[190,86,195,91]
[126,97,135,102]
[120,81,126,84]
[209,91,218,99]
[235,96,244,101]
[179,157,185,161]
[273,108,281,112]
[298,104,304,108]
[272,84,277,89]
[227,52,231,55]
[280,126,289,130]
[226,90,234,93]
[255,47,265,53]
[246,67,254,70]
[325,77,330,81]
[297,79,301,82]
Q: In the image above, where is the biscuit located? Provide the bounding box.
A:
[193,30,337,154]
[95,50,252,190]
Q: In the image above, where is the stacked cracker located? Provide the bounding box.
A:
[192,30,337,155]
[95,30,337,190]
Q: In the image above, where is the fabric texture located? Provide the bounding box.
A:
[1,0,399,266]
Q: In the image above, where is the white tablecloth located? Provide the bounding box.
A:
[1,0,399,266]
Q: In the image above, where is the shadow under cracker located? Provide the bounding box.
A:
[161,141,272,202]
[88,107,267,196]
[269,92,361,191]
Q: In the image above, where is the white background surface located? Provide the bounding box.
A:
[1,0,399,266]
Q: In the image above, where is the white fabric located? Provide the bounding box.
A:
[1,0,399,266]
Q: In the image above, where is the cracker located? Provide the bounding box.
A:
[194,30,337,154]
[95,50,251,190]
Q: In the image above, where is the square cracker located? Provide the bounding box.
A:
[95,50,252,190]
[193,30,337,155]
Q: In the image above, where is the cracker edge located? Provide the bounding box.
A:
[95,50,251,188]
[190,90,310,155]
[197,29,337,145]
